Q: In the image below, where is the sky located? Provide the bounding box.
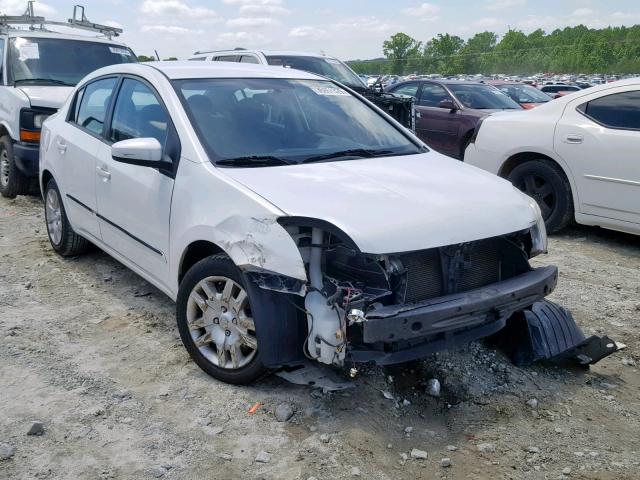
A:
[2,0,639,60]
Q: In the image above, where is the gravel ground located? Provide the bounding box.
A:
[1,194,639,480]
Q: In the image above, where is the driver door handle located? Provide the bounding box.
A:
[96,166,111,180]
[563,133,583,144]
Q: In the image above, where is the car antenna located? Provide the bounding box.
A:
[0,2,123,39]
[155,50,161,61]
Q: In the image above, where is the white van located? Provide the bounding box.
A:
[0,4,136,198]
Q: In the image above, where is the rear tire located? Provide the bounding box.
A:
[44,178,89,256]
[507,159,574,233]
[177,254,266,384]
[0,135,28,199]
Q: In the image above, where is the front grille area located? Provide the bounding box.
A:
[398,237,522,304]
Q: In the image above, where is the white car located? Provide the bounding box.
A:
[0,5,136,198]
[40,61,553,384]
[465,78,640,235]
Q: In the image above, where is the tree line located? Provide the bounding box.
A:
[347,25,640,75]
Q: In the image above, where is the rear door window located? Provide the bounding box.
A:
[577,91,640,130]
[418,84,451,107]
[74,77,118,136]
[391,82,420,98]
[213,55,238,62]
[239,55,259,64]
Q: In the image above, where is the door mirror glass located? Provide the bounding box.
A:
[439,99,456,110]
[112,138,168,167]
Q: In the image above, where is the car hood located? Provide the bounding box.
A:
[222,153,537,254]
[18,86,74,109]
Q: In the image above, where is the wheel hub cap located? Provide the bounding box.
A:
[186,276,257,370]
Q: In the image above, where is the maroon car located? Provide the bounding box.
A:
[386,80,522,159]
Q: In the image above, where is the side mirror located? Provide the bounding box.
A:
[438,99,457,111]
[111,138,171,169]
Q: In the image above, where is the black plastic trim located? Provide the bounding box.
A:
[65,193,163,257]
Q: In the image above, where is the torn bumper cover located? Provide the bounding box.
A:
[493,300,622,366]
[349,266,558,365]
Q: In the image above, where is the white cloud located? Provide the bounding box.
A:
[288,26,327,40]
[472,17,503,29]
[222,0,282,4]
[216,30,268,46]
[572,8,594,17]
[402,3,440,17]
[0,0,55,15]
[226,16,277,28]
[239,4,290,16]
[140,0,220,20]
[141,24,192,35]
[332,16,396,33]
[486,0,526,11]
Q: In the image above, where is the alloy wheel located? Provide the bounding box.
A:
[520,173,555,220]
[45,187,63,245]
[0,149,9,188]
[186,276,257,370]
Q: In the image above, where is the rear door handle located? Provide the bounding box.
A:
[96,166,111,180]
[56,139,67,154]
[563,134,583,144]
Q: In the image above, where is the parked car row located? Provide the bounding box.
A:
[385,79,523,158]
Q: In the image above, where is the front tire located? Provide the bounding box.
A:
[508,159,574,233]
[177,254,266,384]
[0,135,28,198]
[44,178,89,256]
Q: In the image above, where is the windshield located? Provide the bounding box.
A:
[496,84,551,103]
[9,37,136,86]
[448,84,521,109]
[174,78,422,167]
[264,55,366,90]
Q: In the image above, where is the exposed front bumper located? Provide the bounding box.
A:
[348,265,558,365]
[13,142,40,178]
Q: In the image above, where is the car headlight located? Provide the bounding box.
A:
[527,197,548,257]
[20,108,54,143]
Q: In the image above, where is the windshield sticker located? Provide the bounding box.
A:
[19,43,39,60]
[325,58,341,64]
[311,86,350,96]
[109,46,130,55]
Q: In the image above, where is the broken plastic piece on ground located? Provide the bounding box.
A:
[248,402,262,415]
[493,300,621,366]
[275,361,354,391]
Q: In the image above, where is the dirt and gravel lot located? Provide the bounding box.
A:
[1,194,639,480]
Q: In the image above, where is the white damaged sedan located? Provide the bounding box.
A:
[40,62,553,384]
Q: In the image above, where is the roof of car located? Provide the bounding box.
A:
[195,49,328,58]
[90,61,325,81]
[1,28,127,45]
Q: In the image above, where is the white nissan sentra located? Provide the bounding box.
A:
[40,62,554,384]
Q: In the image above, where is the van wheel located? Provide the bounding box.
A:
[508,159,574,233]
[177,254,266,384]
[0,136,28,198]
[44,178,89,256]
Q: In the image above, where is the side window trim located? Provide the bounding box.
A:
[576,90,640,132]
[66,75,120,144]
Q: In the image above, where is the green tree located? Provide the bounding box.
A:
[137,55,156,62]
[382,33,422,75]
[423,33,464,74]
